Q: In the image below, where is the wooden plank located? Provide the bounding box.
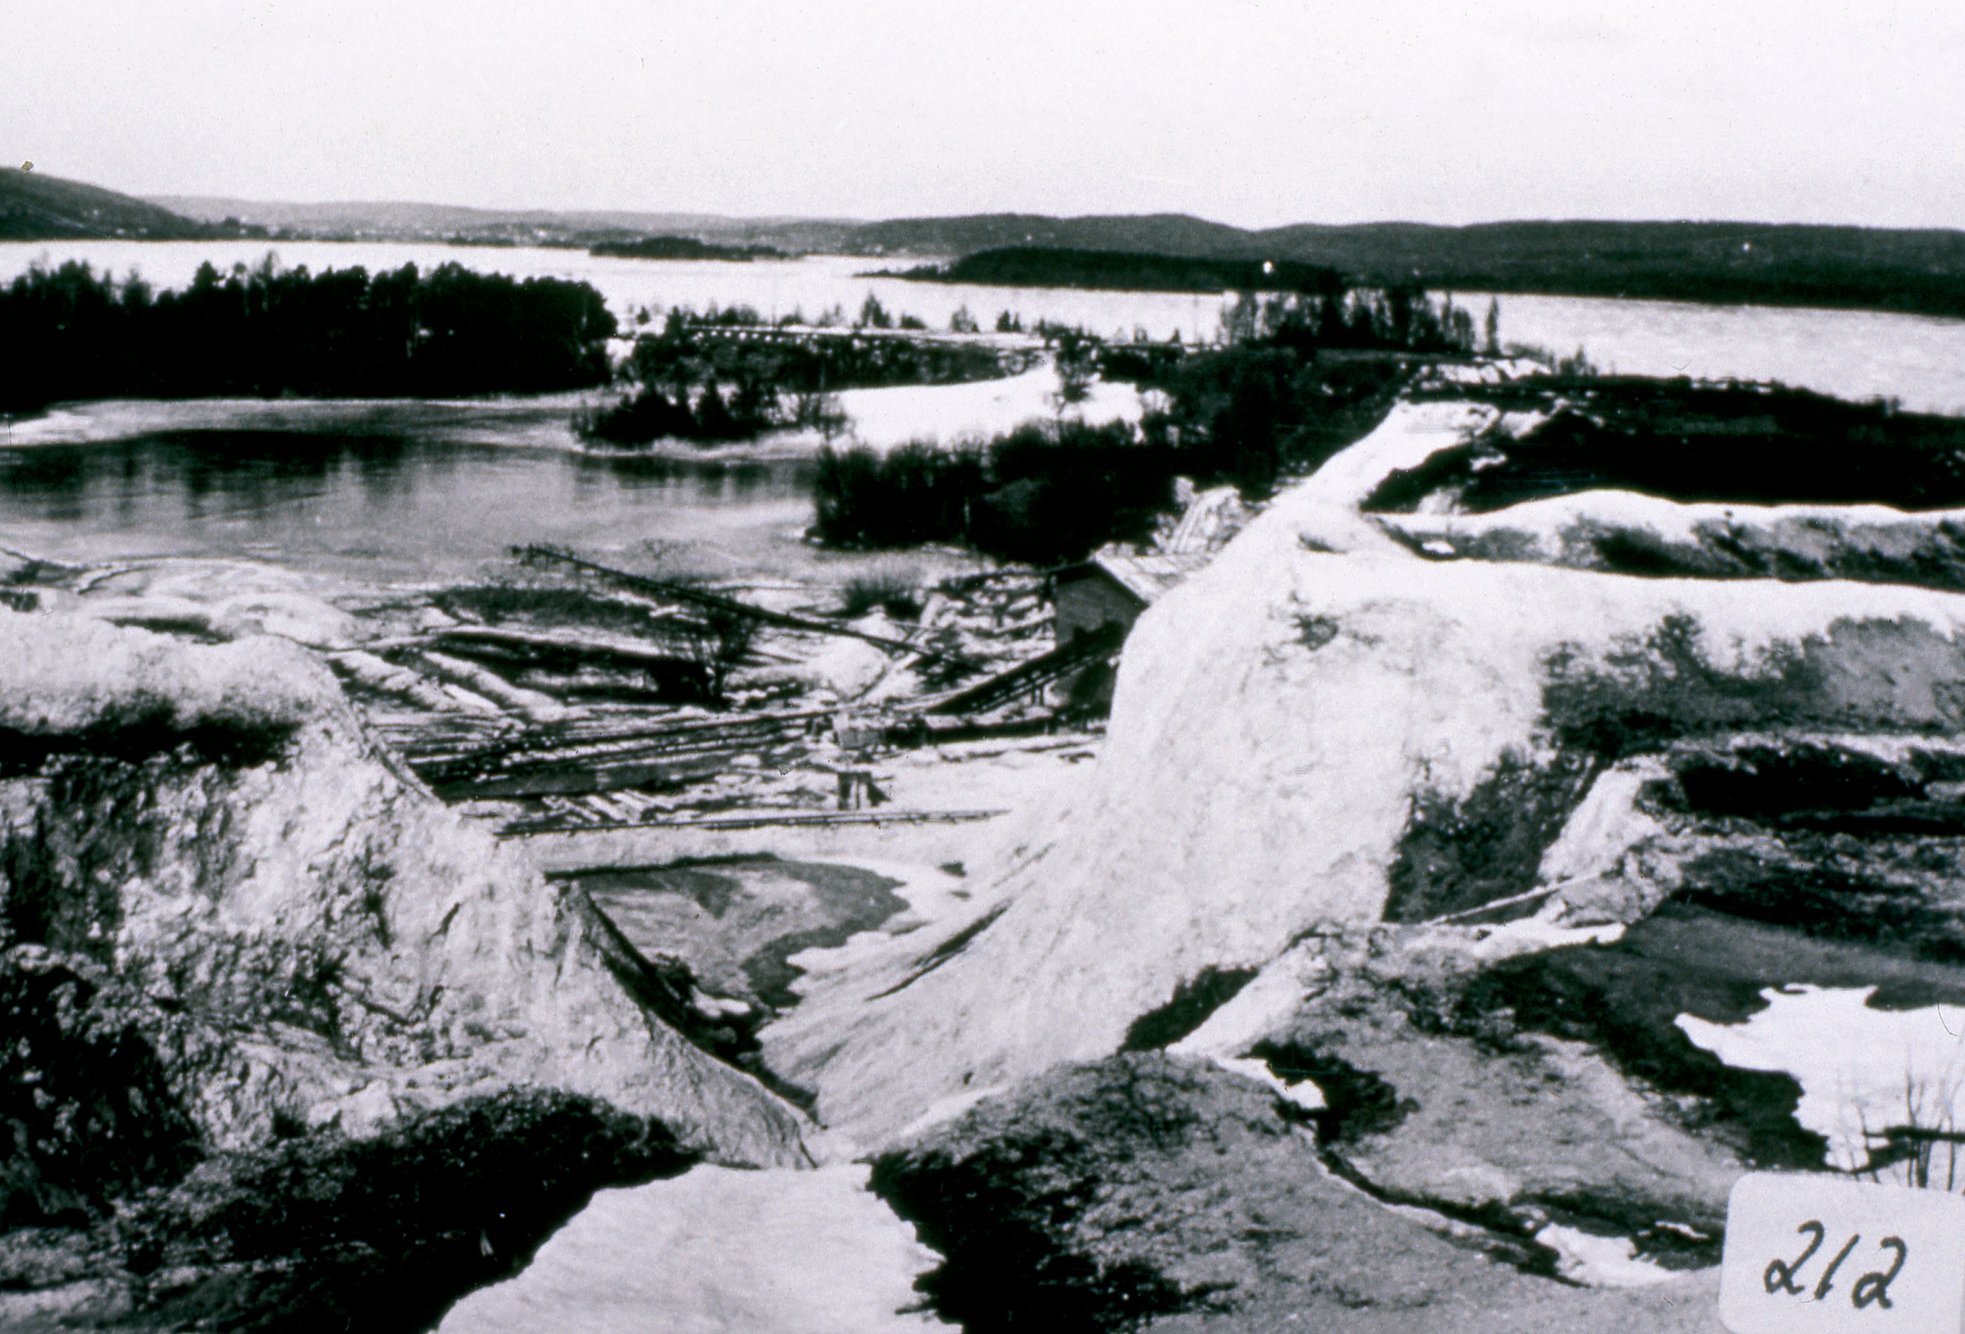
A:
[501,807,1009,837]
[517,545,981,670]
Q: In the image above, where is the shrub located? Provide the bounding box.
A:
[791,388,851,441]
[813,442,986,549]
[839,568,923,620]
[1859,1073,1965,1191]
[812,422,1171,566]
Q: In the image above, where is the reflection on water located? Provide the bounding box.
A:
[0,424,818,584]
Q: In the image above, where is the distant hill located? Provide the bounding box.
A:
[1244,219,1965,319]
[45,174,1965,322]
[147,200,1252,258]
[0,168,211,240]
[155,194,860,252]
[843,212,1253,258]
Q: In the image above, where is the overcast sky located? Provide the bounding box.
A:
[9,0,1964,228]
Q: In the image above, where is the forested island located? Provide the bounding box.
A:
[0,258,617,414]
[1367,219,1965,322]
[589,236,790,262]
[884,247,1346,294]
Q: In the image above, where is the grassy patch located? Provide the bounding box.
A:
[126,1091,693,1332]
[1370,379,1965,514]
[1441,905,1928,1169]
[839,568,923,621]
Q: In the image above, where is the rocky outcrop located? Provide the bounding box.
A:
[745,383,1965,1330]
[872,1053,1718,1332]
[0,608,809,1322]
[109,1090,696,1331]
[1232,925,1749,1255]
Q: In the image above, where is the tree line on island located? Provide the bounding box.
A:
[885,247,1350,295]
[0,257,616,413]
[811,286,1481,566]
[14,166,1965,321]
[575,297,1036,447]
[588,236,788,262]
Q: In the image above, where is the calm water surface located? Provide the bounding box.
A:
[0,418,826,584]
[5,240,1965,584]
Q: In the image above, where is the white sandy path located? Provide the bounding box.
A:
[436,1165,949,1334]
[831,366,1147,453]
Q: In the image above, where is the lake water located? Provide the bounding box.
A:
[0,376,1132,586]
[8,240,1965,412]
[0,413,822,585]
[5,239,1965,584]
[1464,291,1965,417]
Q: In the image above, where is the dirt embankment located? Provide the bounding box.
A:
[0,608,809,1327]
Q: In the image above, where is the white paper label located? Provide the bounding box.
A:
[1719,1172,1965,1332]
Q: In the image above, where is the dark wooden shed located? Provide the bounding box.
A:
[1048,551,1210,710]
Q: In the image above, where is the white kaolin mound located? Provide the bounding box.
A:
[0,608,808,1167]
[767,401,1965,1146]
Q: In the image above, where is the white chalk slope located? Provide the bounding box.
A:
[0,609,810,1166]
[766,401,1965,1146]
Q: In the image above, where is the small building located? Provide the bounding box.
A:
[1049,551,1211,711]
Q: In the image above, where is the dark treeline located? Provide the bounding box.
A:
[1287,220,1965,323]
[814,423,1173,567]
[1217,286,1477,355]
[889,246,1345,294]
[1144,349,1412,494]
[1416,262,1965,324]
[1,258,617,414]
[809,284,1474,562]
[811,357,1407,564]
[850,219,1965,322]
[589,236,788,262]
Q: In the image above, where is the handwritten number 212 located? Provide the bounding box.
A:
[1764,1221,1907,1309]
